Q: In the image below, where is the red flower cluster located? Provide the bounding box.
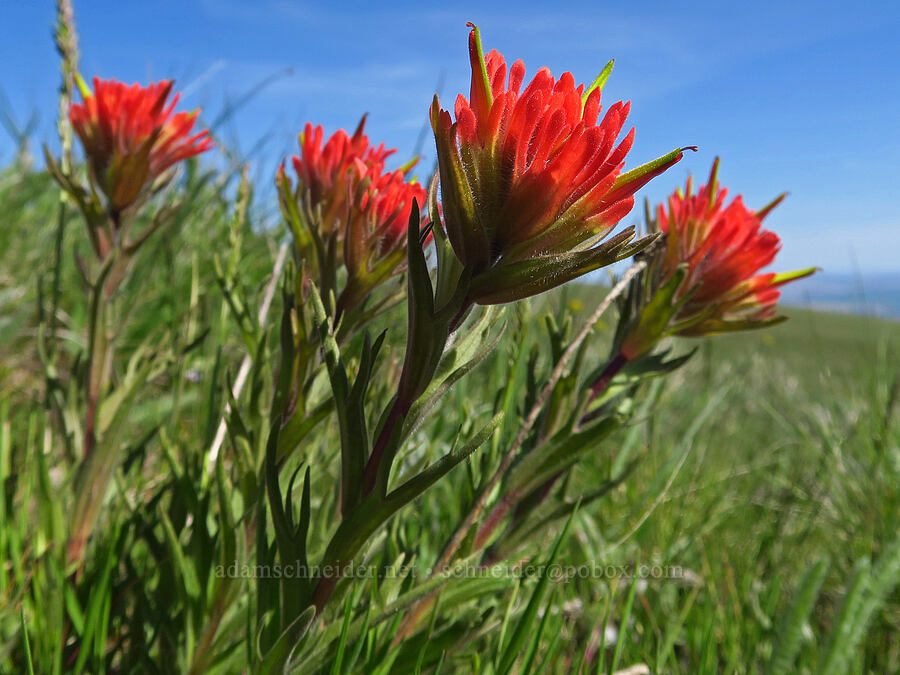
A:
[283,118,427,313]
[431,25,691,304]
[352,167,423,257]
[291,119,389,236]
[69,78,213,212]
[658,159,815,336]
[619,159,816,359]
[288,118,425,254]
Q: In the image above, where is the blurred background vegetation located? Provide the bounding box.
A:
[0,146,897,671]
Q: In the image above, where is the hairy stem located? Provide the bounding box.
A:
[478,351,630,558]
[362,398,406,494]
[394,260,646,640]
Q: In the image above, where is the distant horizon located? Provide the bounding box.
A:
[777,269,900,320]
[578,268,900,320]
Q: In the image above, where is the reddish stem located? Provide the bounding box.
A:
[474,493,517,551]
[362,397,407,494]
[478,353,629,557]
[361,299,468,494]
[311,574,338,613]
[585,352,628,410]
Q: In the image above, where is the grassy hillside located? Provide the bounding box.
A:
[1,161,898,672]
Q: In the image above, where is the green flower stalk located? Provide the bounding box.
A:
[46,76,214,564]
[604,158,817,389]
[277,118,427,323]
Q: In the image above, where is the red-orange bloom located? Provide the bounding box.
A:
[430,25,692,304]
[621,158,816,357]
[69,78,213,212]
[290,117,395,240]
[286,117,426,265]
[355,167,426,255]
[282,117,426,314]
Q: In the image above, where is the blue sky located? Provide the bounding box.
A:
[2,0,898,274]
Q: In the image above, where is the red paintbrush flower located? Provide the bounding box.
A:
[69,78,213,213]
[430,24,693,304]
[658,158,816,334]
[349,166,427,261]
[619,158,817,359]
[280,117,426,315]
[289,116,395,241]
[339,162,427,312]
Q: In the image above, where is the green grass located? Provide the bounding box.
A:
[0,156,898,673]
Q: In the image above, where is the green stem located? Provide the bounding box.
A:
[361,299,467,495]
[68,234,128,563]
[48,200,67,361]
[67,274,114,564]
[308,497,393,612]
[361,395,407,495]
[480,352,629,552]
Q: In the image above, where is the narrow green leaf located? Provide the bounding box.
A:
[768,558,829,675]
[386,412,504,509]
[20,609,34,675]
[771,266,818,286]
[674,315,787,338]
[494,582,521,672]
[817,557,871,675]
[582,59,615,105]
[258,605,317,675]
[497,507,578,675]
[609,146,696,201]
[404,309,505,439]
[609,565,640,675]
[520,586,557,675]
[158,506,202,601]
[308,283,368,513]
[655,584,702,671]
[329,590,356,675]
